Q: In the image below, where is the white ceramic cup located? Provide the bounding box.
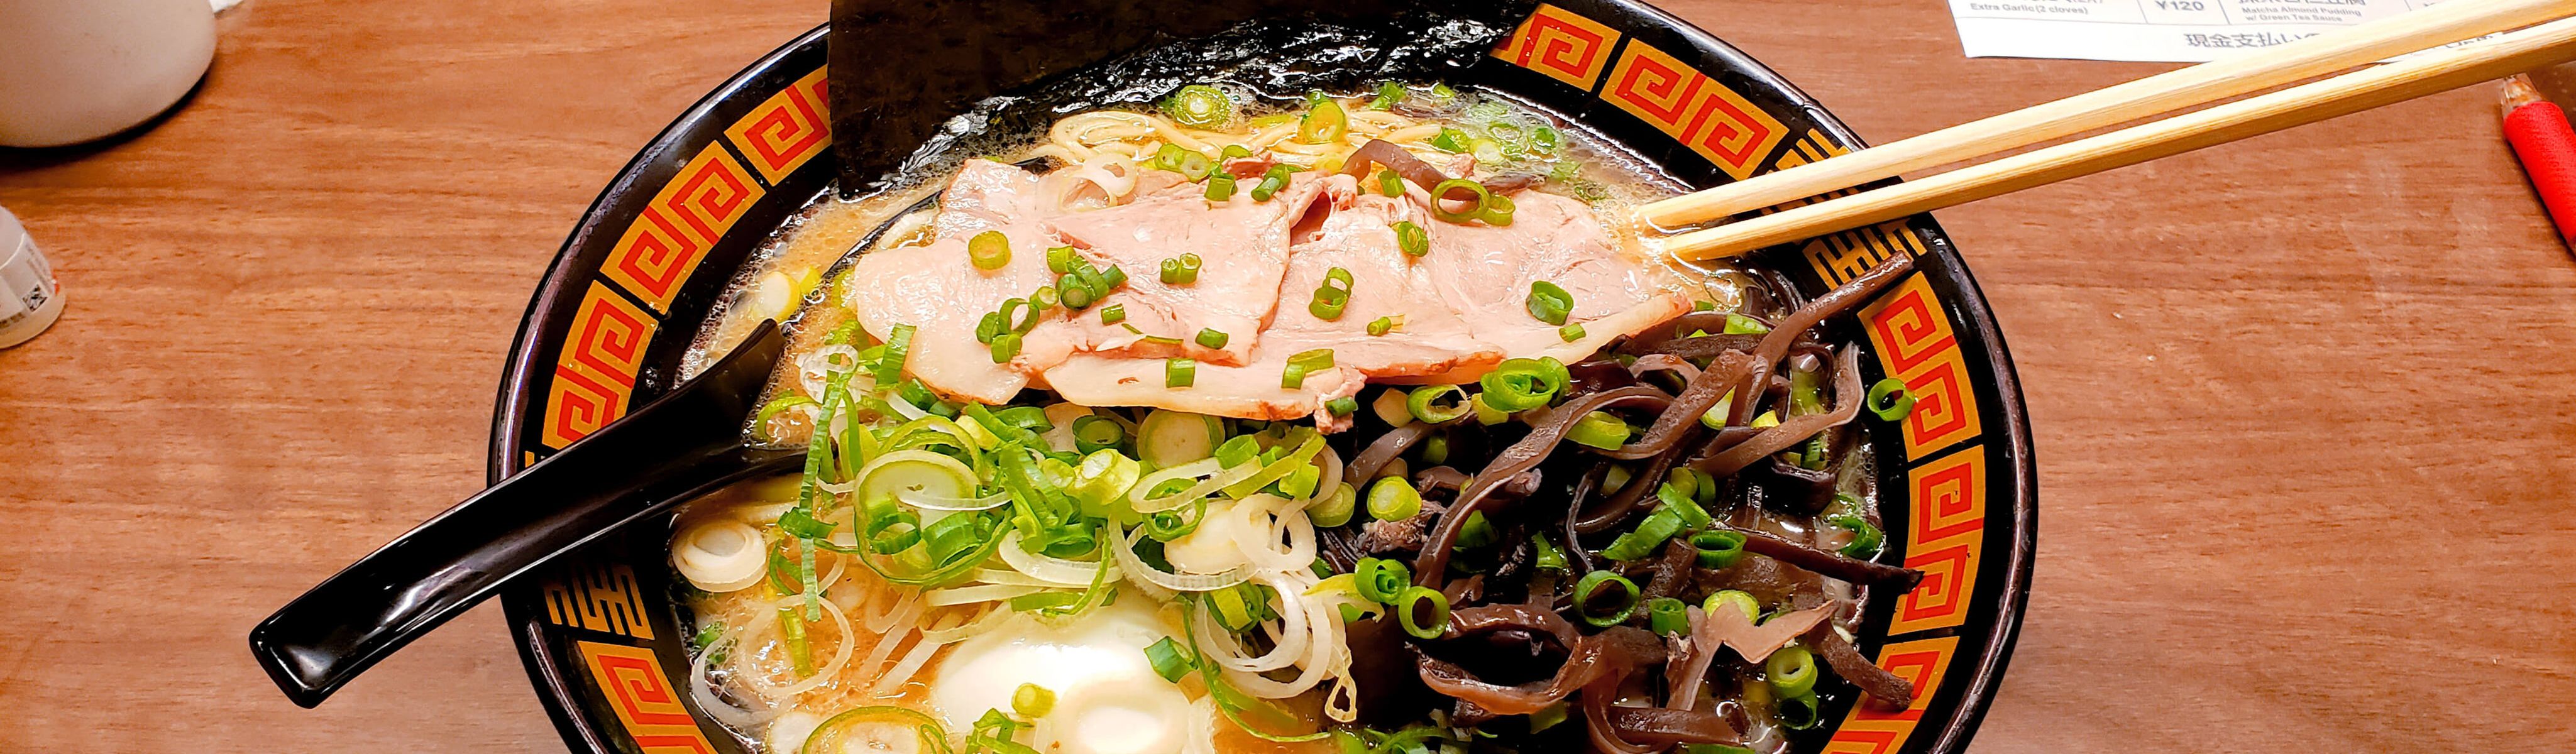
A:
[0,0,217,148]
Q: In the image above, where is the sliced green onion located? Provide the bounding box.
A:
[1205,173,1236,201]
[1059,278,1096,309]
[1531,535,1568,574]
[1655,480,1712,529]
[1453,511,1497,549]
[1568,410,1630,449]
[1221,144,1252,159]
[1324,396,1358,417]
[975,311,1006,344]
[1419,434,1448,465]
[1309,483,1357,527]
[969,231,1011,270]
[1526,280,1574,325]
[1704,589,1760,622]
[1278,463,1322,498]
[1160,253,1203,285]
[1558,322,1587,342]
[1309,266,1354,320]
[1646,596,1688,636]
[1767,644,1818,697]
[1600,508,1682,561]
[1691,530,1747,569]
[1013,683,1056,718]
[1572,570,1639,627]
[753,395,818,439]
[1868,378,1917,421]
[822,320,866,346]
[1251,165,1291,202]
[1100,303,1126,325]
[1367,316,1395,336]
[1428,178,1490,222]
[1353,557,1410,603]
[1030,285,1059,311]
[1072,415,1124,454]
[1143,637,1195,682]
[1160,85,1236,129]
[1722,313,1771,334]
[1365,476,1421,521]
[1829,513,1885,557]
[1477,356,1566,412]
[1195,328,1230,350]
[1405,385,1468,423]
[1394,586,1451,639]
[876,324,915,384]
[1096,263,1128,292]
[996,297,1037,334]
[1430,127,1468,153]
[1777,692,1822,730]
[989,332,1023,363]
[1393,221,1428,258]
[1469,393,1508,425]
[1378,168,1404,197]
[1281,349,1333,390]
[1699,390,1735,429]
[1368,81,1405,110]
[1475,192,1515,226]
[1047,245,1077,274]
[1165,358,1196,388]
[1213,435,1260,467]
[1299,97,1347,144]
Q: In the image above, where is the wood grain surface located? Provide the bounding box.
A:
[1,1,2569,751]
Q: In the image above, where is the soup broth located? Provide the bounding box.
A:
[664,82,1917,754]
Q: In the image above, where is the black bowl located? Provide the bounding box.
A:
[490,4,2035,753]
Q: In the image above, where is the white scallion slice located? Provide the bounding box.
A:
[1138,408,1225,467]
[1113,525,1247,592]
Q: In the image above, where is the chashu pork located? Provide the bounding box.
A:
[1419,189,1690,364]
[1260,191,1502,384]
[1042,172,1337,367]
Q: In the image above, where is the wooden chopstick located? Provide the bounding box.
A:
[1658,15,2576,261]
[1635,0,2576,230]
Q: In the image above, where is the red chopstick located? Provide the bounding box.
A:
[2502,74,2576,248]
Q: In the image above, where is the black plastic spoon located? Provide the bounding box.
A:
[248,321,798,708]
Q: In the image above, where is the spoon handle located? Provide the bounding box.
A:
[250,322,796,708]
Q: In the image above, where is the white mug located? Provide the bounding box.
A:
[0,0,217,148]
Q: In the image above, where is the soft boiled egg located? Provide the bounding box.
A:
[928,598,1211,754]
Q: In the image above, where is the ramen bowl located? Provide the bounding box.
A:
[490,3,2034,752]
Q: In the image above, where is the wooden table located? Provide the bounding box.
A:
[3,1,2569,751]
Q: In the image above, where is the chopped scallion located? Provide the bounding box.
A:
[1099,303,1126,325]
[1526,280,1574,325]
[1558,322,1586,342]
[1367,316,1395,336]
[1572,571,1639,627]
[1165,358,1196,388]
[969,231,1010,270]
[1868,378,1917,421]
[1195,328,1230,350]
[1160,253,1203,285]
[1393,221,1428,257]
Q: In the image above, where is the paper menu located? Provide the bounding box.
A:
[1947,0,2471,62]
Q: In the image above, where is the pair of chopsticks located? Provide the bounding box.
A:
[1644,0,2576,261]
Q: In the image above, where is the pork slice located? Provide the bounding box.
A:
[933,159,1050,238]
[843,222,1069,404]
[1042,173,1339,367]
[1419,190,1690,364]
[1263,193,1501,384]
[1037,346,1363,428]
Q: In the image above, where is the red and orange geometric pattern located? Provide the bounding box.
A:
[1859,273,1982,460]
[601,142,765,314]
[1770,128,1854,173]
[1802,221,1926,288]
[1890,445,1986,635]
[541,282,659,449]
[542,561,658,639]
[579,641,718,754]
[725,67,832,185]
[1820,636,1960,754]
[1600,39,1789,180]
[1490,3,1622,91]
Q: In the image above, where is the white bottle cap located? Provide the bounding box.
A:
[0,205,64,349]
